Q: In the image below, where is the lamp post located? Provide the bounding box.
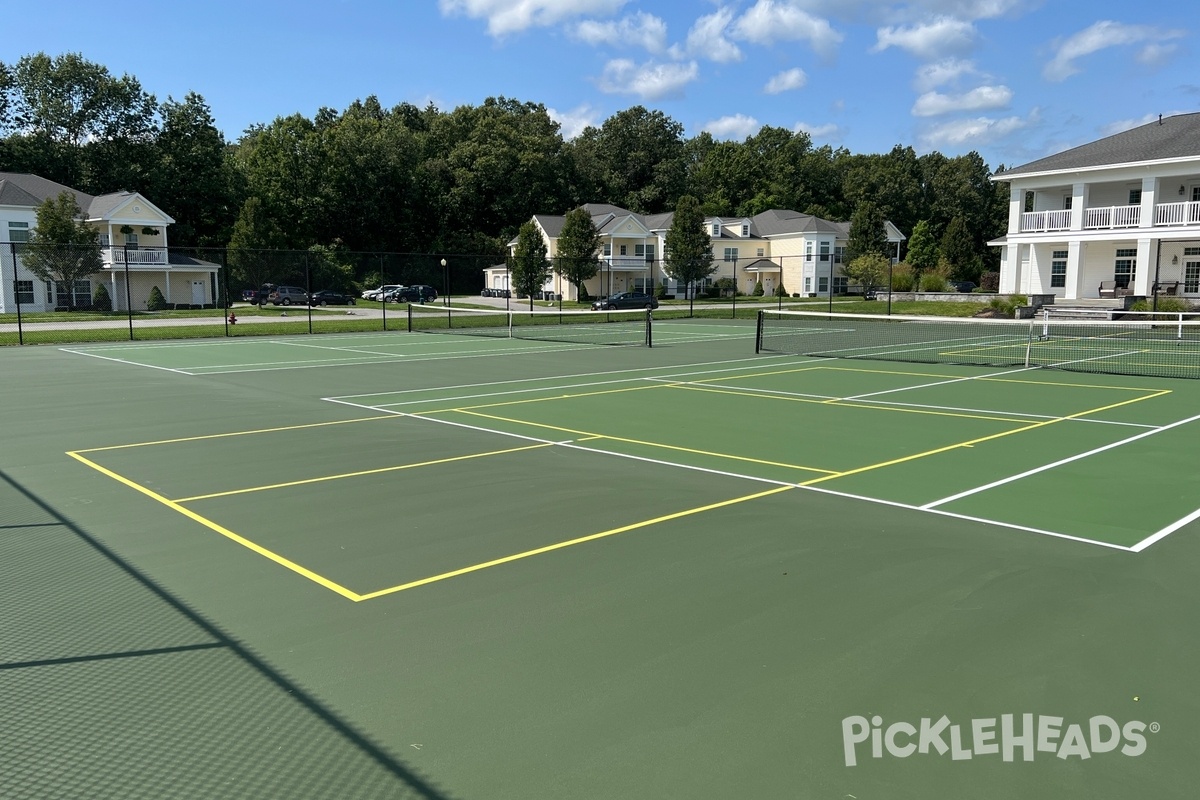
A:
[441,258,449,325]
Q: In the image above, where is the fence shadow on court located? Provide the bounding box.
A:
[0,470,456,800]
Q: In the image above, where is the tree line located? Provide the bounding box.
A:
[1,52,1010,288]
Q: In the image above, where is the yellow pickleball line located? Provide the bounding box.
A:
[356,485,795,600]
[67,451,362,601]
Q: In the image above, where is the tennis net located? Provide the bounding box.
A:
[756,309,1200,379]
[408,305,652,346]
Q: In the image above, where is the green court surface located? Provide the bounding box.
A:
[4,317,1200,799]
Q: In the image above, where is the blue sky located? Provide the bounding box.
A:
[12,1,1198,171]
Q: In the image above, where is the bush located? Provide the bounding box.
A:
[1129,297,1191,314]
[578,284,590,301]
[775,282,788,297]
[889,263,916,292]
[147,286,169,311]
[979,270,1000,292]
[987,294,1028,317]
[92,283,112,312]
[918,272,949,292]
[752,282,765,296]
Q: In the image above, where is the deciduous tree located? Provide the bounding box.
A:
[554,207,601,299]
[663,195,714,315]
[510,221,549,309]
[22,191,103,308]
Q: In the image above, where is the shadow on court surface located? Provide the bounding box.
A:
[0,471,454,800]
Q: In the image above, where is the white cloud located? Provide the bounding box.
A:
[873,17,976,59]
[731,1,843,59]
[793,121,841,141]
[439,0,629,36]
[1043,20,1184,82]
[703,114,761,140]
[573,12,667,53]
[596,59,699,100]
[912,84,1012,116]
[548,104,600,139]
[919,113,1034,150]
[1136,42,1179,69]
[680,7,743,63]
[764,68,807,94]
[913,58,977,91]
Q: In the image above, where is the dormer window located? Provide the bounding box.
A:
[712,223,721,237]
[741,224,749,237]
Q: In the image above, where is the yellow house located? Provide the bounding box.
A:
[488,204,904,301]
[0,172,220,312]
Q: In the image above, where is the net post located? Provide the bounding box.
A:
[1024,317,1034,368]
[508,310,513,339]
[755,310,764,353]
[407,302,412,332]
[646,308,653,347]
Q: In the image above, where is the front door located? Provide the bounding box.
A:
[191,280,205,306]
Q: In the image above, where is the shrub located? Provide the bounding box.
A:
[775,282,788,297]
[752,282,765,296]
[979,270,1000,292]
[889,263,916,292]
[1129,297,1191,315]
[918,271,949,292]
[147,286,169,311]
[987,294,1028,318]
[92,283,112,312]
[579,284,591,301]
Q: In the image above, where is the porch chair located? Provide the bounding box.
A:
[1098,280,1117,298]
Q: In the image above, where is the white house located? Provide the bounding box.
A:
[489,204,904,300]
[990,113,1200,301]
[0,172,220,312]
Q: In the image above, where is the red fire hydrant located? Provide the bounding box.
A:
[228,311,237,325]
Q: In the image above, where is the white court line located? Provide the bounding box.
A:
[1131,507,1200,552]
[840,365,1037,401]
[324,395,1137,553]
[923,410,1200,510]
[58,348,195,375]
[271,339,410,357]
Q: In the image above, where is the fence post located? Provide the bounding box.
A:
[9,242,23,345]
[124,244,134,341]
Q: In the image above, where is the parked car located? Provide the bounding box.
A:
[309,289,357,306]
[950,281,978,293]
[591,292,658,311]
[393,284,438,303]
[268,286,308,306]
[363,284,403,301]
[240,289,258,302]
[249,283,277,305]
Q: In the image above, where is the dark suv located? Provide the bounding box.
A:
[591,292,658,311]
[394,285,438,303]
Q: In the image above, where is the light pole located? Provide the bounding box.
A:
[441,258,449,326]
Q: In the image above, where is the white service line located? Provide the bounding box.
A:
[58,348,195,375]
[1130,507,1200,552]
[839,365,1038,401]
[271,339,408,357]
[923,410,1200,510]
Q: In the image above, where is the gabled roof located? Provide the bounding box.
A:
[995,112,1200,179]
[0,172,94,210]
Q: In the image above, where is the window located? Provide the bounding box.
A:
[619,244,627,256]
[834,246,846,264]
[1128,189,1142,206]
[756,248,764,257]
[603,243,611,257]
[819,242,830,262]
[1185,261,1200,294]
[818,276,829,293]
[805,243,813,262]
[14,280,33,303]
[55,280,91,307]
[833,276,848,293]
[712,223,721,237]
[741,224,749,237]
[124,232,138,247]
[8,221,29,243]
[634,244,656,261]
[804,277,812,292]
[1063,196,1072,210]
[723,247,739,262]
[1114,247,1137,288]
[1050,250,1067,288]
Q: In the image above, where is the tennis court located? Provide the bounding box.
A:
[5,311,1200,798]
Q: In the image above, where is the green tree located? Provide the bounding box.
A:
[940,216,979,281]
[151,92,237,246]
[554,207,601,298]
[92,282,112,312]
[906,219,939,272]
[663,195,715,315]
[509,221,550,310]
[22,191,103,309]
[847,201,889,260]
[570,106,687,212]
[306,242,354,291]
[842,252,891,296]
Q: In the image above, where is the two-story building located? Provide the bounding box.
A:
[0,172,220,312]
[991,113,1200,301]
[489,204,904,300]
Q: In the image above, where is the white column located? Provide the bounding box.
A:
[166,271,171,304]
[1070,182,1086,230]
[1134,238,1153,295]
[1008,185,1023,234]
[110,273,119,311]
[1066,241,1084,300]
[1139,177,1156,229]
[999,244,1020,293]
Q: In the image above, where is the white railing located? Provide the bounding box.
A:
[1154,200,1200,226]
[105,246,167,265]
[1084,205,1140,229]
[605,257,650,269]
[1020,209,1072,232]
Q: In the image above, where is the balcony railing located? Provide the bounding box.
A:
[1154,200,1200,226]
[604,256,651,269]
[1084,205,1141,229]
[1019,209,1072,232]
[104,246,167,265]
